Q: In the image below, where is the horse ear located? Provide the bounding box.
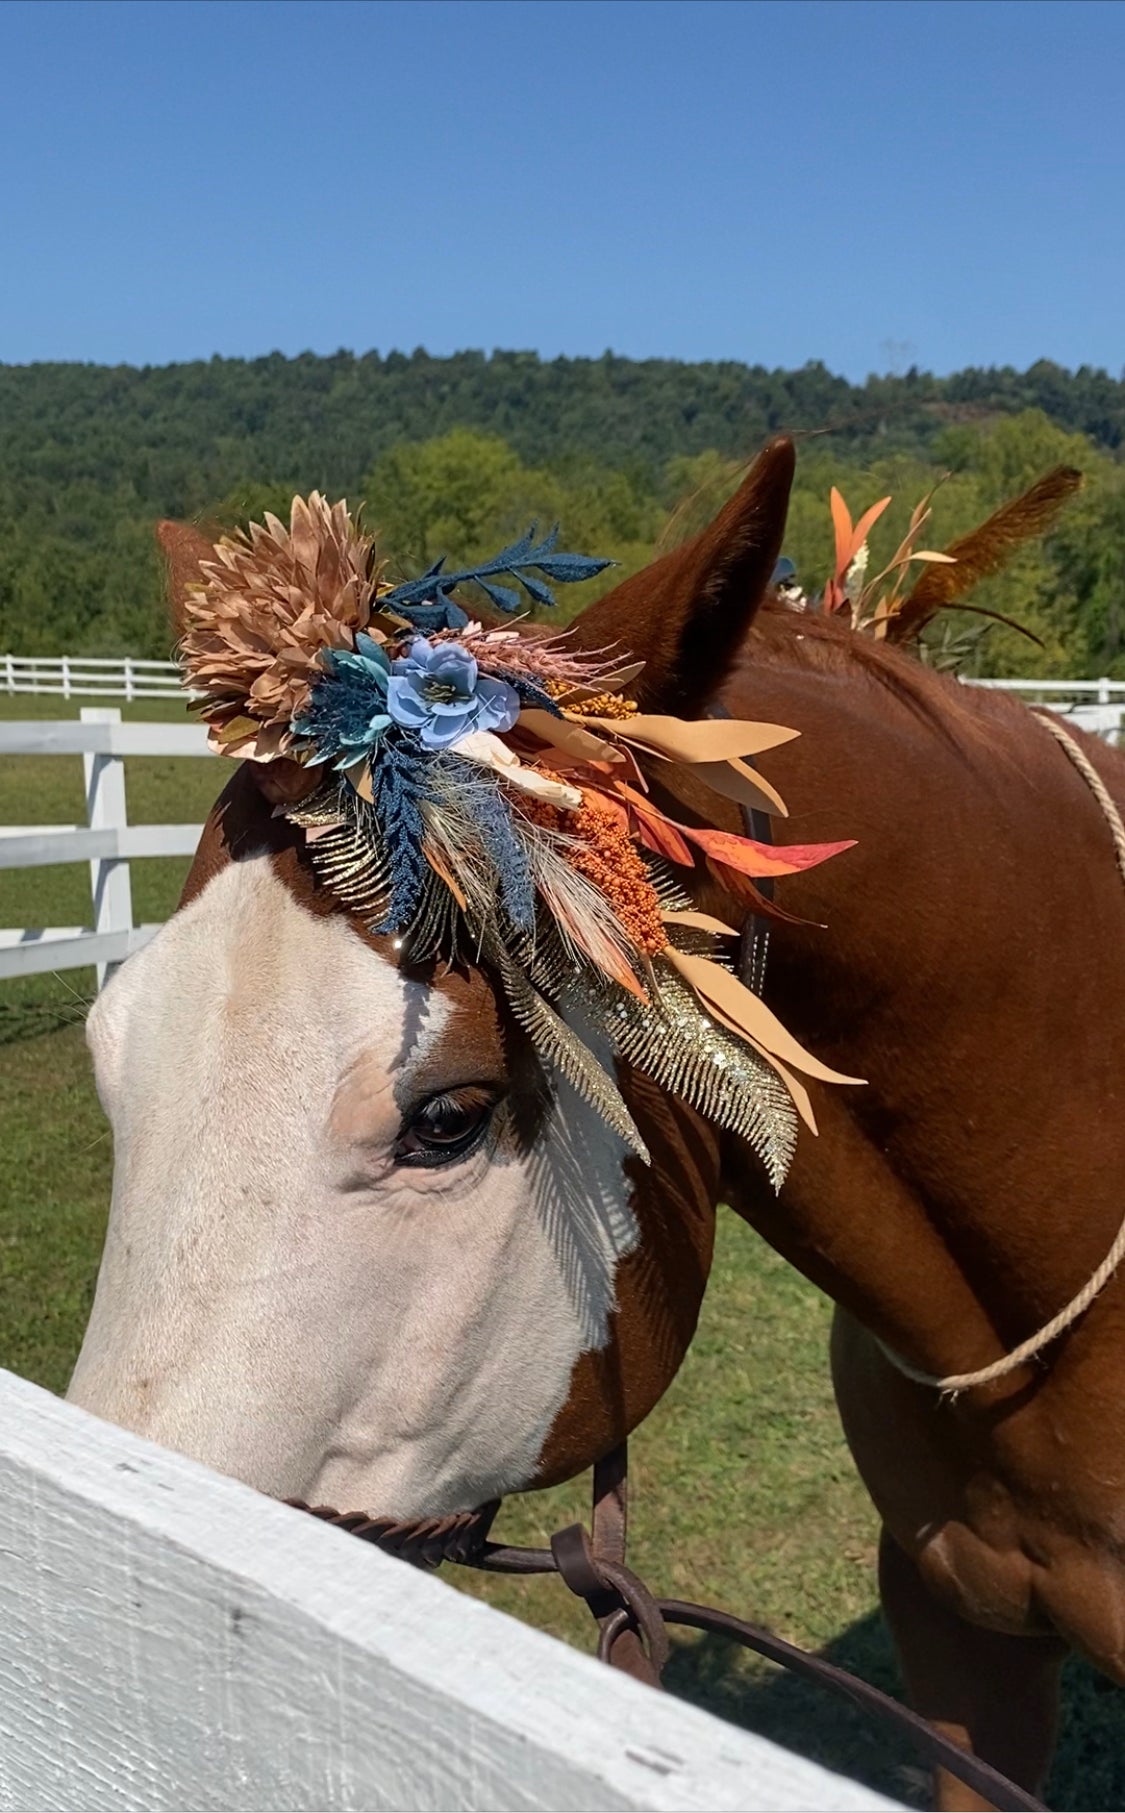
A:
[569,436,795,716]
[155,520,217,638]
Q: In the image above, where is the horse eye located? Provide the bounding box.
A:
[394,1087,499,1168]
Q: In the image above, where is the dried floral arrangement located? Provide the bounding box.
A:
[816,467,1083,654]
[181,494,860,1186]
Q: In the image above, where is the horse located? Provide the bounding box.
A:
[66,438,1125,1810]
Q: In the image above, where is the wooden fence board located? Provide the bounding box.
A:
[0,722,212,757]
[0,1372,899,1813]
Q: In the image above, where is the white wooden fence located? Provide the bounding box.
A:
[3,652,1125,734]
[0,708,211,987]
[3,679,1125,992]
[0,1368,900,1811]
[969,676,1125,744]
[1,653,182,700]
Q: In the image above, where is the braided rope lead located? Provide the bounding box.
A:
[885,709,1125,1396]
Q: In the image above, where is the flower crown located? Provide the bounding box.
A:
[180,493,858,1184]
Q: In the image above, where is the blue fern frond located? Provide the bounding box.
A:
[380,523,612,624]
[370,734,430,932]
[493,671,564,716]
[450,766,535,931]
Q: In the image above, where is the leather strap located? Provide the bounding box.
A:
[473,1447,1043,1811]
[707,699,774,994]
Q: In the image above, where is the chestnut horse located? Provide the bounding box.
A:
[68,440,1125,1809]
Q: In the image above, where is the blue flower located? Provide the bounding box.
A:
[386,637,519,751]
[293,633,393,769]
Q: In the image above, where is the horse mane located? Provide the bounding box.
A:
[745,600,1021,745]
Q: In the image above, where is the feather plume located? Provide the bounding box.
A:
[521,821,648,999]
[418,797,498,927]
[576,958,798,1190]
[486,934,648,1160]
[889,466,1083,643]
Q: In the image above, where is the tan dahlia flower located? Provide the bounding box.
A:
[181,492,380,759]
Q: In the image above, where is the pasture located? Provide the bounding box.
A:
[0,692,1120,1811]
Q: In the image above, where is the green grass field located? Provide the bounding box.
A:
[0,691,1120,1808]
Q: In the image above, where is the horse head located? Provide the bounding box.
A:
[68,438,842,1521]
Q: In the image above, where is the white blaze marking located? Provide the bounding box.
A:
[69,859,635,1516]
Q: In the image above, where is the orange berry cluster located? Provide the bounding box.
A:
[565,794,668,956]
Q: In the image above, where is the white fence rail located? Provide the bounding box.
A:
[4,650,1125,722]
[1,653,181,700]
[0,1369,898,1812]
[3,649,1125,739]
[3,677,1125,989]
[969,676,1125,744]
[0,708,212,987]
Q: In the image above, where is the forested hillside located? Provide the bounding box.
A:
[2,349,1124,675]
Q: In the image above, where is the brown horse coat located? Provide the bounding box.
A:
[566,443,1125,1805]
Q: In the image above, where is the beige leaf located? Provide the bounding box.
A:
[691,993,818,1131]
[661,909,740,937]
[587,713,800,763]
[517,708,624,764]
[692,757,789,817]
[749,1044,819,1133]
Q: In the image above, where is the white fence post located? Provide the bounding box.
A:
[124,656,135,703]
[80,707,134,990]
[61,654,71,700]
[3,653,13,694]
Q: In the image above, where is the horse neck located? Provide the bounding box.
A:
[708,629,1125,1387]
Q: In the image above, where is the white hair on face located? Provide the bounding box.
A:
[70,858,635,1517]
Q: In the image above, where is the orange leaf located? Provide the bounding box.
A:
[850,496,892,560]
[610,780,696,865]
[822,575,847,614]
[703,858,811,926]
[679,821,856,879]
[635,812,696,866]
[830,486,854,581]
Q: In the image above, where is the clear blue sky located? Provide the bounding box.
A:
[2,0,1122,380]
